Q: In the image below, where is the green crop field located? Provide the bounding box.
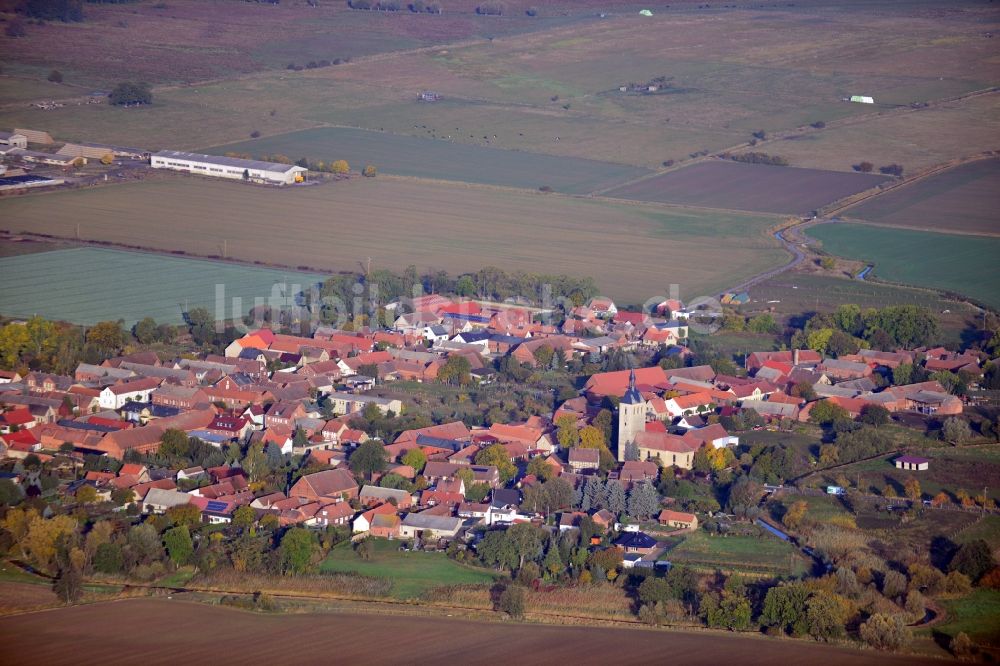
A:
[207,127,651,194]
[320,540,495,599]
[845,158,1000,236]
[664,530,806,575]
[0,178,787,303]
[806,223,1000,310]
[0,247,323,326]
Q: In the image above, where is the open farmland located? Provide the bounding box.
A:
[1,2,997,169]
[844,158,1000,235]
[0,178,786,303]
[603,161,887,214]
[320,540,495,599]
[807,222,1000,309]
[762,93,1000,174]
[0,598,946,666]
[0,247,322,326]
[208,127,651,194]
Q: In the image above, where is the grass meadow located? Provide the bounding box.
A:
[320,540,495,599]
[664,530,807,576]
[806,223,1000,309]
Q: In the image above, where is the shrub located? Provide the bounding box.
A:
[250,130,261,139]
[109,81,152,106]
[811,121,826,129]
[362,165,377,177]
[731,152,788,166]
[47,70,63,83]
[525,6,538,16]
[476,2,504,15]
[879,163,904,177]
[498,584,526,619]
[859,613,912,651]
[853,161,874,173]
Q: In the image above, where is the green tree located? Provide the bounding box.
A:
[808,401,850,426]
[860,404,890,427]
[93,542,123,574]
[109,81,152,106]
[760,582,809,635]
[232,505,256,533]
[949,540,996,582]
[133,317,159,344]
[163,525,194,565]
[159,428,190,459]
[75,485,98,505]
[543,542,563,577]
[526,456,555,482]
[242,442,269,482]
[279,527,318,574]
[350,441,388,479]
[401,448,427,473]
[507,523,544,571]
[555,415,580,449]
[475,444,517,483]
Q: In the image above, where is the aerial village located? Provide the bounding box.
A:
[0,289,987,565]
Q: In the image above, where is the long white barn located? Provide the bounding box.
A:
[151,150,307,185]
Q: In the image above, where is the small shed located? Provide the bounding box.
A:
[894,455,929,471]
[850,95,874,104]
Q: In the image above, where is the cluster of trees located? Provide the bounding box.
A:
[286,58,350,71]
[0,316,156,376]
[730,152,789,166]
[791,304,940,355]
[313,264,598,320]
[109,81,152,106]
[348,0,442,11]
[721,312,779,335]
[475,2,504,14]
[853,161,905,177]
[22,0,84,21]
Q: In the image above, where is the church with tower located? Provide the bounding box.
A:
[617,369,646,461]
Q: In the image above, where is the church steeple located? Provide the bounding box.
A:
[622,367,643,405]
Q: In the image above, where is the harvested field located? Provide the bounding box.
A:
[208,127,651,194]
[844,158,1000,236]
[0,178,787,303]
[604,161,887,214]
[0,247,323,326]
[807,222,1000,309]
[0,597,946,665]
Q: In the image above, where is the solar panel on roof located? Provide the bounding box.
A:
[205,500,228,512]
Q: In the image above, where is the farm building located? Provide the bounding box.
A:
[57,142,148,161]
[850,95,874,104]
[13,128,53,145]
[0,131,28,150]
[9,149,85,167]
[150,151,307,185]
[894,455,930,471]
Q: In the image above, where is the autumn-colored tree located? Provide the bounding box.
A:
[578,425,605,449]
[362,164,376,177]
[75,485,98,504]
[86,321,127,357]
[100,153,114,165]
[783,500,808,531]
[21,514,79,572]
[930,491,949,508]
[904,477,921,502]
[331,159,350,174]
[555,414,579,449]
